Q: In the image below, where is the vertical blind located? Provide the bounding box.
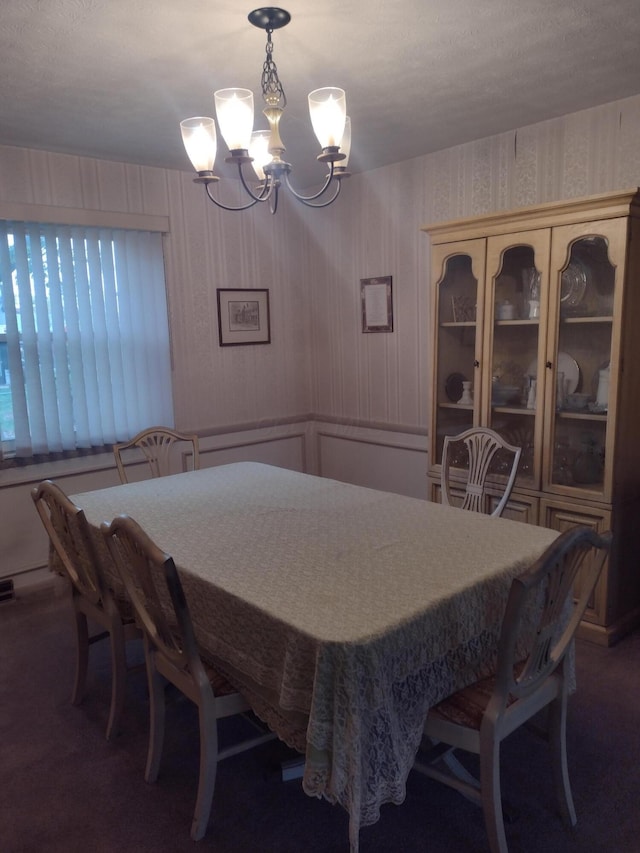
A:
[0,222,173,457]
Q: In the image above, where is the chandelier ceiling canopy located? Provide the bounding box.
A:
[180,7,351,214]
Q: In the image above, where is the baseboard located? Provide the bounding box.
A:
[577,606,640,646]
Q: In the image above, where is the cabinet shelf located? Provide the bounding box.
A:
[557,410,607,421]
[562,315,613,324]
[491,405,535,415]
[494,318,540,326]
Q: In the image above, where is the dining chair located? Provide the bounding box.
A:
[31,480,142,740]
[101,513,276,841]
[113,426,200,484]
[441,426,522,517]
[414,524,611,853]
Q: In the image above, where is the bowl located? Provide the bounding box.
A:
[492,385,520,405]
[565,392,590,410]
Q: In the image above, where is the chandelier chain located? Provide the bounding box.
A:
[261,30,287,109]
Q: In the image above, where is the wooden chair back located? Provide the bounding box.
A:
[102,515,192,662]
[113,426,200,484]
[32,479,105,606]
[493,524,611,711]
[441,426,521,517]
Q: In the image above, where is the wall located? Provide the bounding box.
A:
[3,93,640,589]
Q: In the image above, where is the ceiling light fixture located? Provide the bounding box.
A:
[180,7,351,214]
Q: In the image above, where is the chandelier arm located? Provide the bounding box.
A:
[282,170,342,207]
[203,180,261,212]
[270,185,279,214]
[236,162,274,203]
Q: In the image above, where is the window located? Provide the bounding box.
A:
[0,221,173,460]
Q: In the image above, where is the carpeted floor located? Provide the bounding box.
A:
[2,582,639,853]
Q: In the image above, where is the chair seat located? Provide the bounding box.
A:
[430,662,525,730]
[203,659,242,698]
[113,592,137,623]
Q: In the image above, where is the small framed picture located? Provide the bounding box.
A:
[216,288,271,346]
[361,276,393,333]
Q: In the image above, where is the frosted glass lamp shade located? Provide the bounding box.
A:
[308,88,346,149]
[180,117,217,173]
[249,130,273,181]
[214,88,254,152]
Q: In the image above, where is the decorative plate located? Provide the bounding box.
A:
[445,372,466,403]
[527,352,580,394]
[561,260,587,306]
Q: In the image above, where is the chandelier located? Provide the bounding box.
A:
[180,7,351,214]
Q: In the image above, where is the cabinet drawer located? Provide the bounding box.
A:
[540,499,611,628]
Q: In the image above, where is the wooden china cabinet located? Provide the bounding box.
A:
[422,189,640,646]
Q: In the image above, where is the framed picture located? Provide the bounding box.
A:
[216,288,271,346]
[361,276,393,333]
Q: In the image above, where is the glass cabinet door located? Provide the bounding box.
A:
[545,220,626,500]
[483,231,551,489]
[431,240,485,466]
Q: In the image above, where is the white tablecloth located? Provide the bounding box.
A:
[72,462,558,851]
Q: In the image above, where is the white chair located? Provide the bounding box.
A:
[414,525,611,853]
[101,513,275,841]
[441,426,521,517]
[31,480,142,740]
[113,426,200,484]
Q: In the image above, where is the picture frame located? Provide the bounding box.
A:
[361,276,393,333]
[216,288,271,346]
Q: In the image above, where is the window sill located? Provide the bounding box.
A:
[0,450,117,488]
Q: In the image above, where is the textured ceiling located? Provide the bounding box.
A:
[2,0,640,189]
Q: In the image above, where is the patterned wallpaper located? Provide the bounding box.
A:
[1,93,640,438]
[307,93,640,432]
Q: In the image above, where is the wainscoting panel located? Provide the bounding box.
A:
[199,427,307,473]
[315,423,428,499]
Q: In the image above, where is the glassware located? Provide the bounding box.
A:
[522,267,541,318]
[526,378,537,409]
[572,435,604,485]
[596,365,610,409]
[556,372,567,410]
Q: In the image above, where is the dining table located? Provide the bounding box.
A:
[70,461,559,851]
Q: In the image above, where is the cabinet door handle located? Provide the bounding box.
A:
[474,360,480,367]
[546,361,553,369]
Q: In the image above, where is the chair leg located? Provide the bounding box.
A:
[549,692,577,826]
[480,735,508,853]
[71,608,89,706]
[105,623,127,741]
[190,699,219,841]
[144,657,166,784]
